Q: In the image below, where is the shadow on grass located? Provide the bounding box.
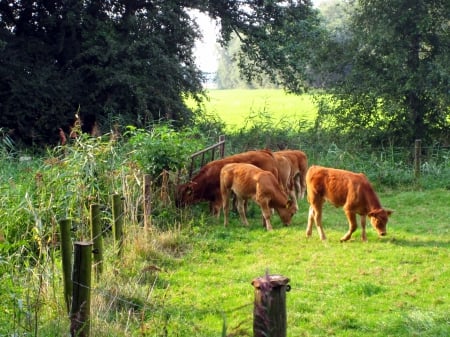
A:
[386,236,450,248]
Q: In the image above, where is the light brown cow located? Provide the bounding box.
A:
[275,150,308,204]
[273,152,294,201]
[176,150,279,216]
[220,163,297,230]
[305,165,392,241]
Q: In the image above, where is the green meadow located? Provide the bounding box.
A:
[190,89,318,130]
[1,89,449,336]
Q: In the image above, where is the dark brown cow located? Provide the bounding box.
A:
[306,165,392,241]
[275,150,308,202]
[176,150,279,216]
[220,163,297,230]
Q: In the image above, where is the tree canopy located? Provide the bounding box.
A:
[0,0,322,146]
[0,1,210,145]
[317,0,450,145]
[1,0,448,147]
[226,0,449,145]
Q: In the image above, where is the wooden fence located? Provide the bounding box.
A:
[187,135,225,178]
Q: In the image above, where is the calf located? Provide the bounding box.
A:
[220,163,297,230]
[275,150,308,201]
[305,165,392,241]
[273,152,295,207]
[176,150,279,216]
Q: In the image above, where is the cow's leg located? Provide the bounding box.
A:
[258,200,273,231]
[307,201,326,240]
[299,175,306,200]
[341,209,358,242]
[294,174,302,200]
[237,197,250,227]
[212,199,222,219]
[306,206,315,237]
[222,190,231,227]
[289,189,299,212]
[360,215,367,242]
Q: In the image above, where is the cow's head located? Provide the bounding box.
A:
[175,182,197,207]
[368,208,393,237]
[276,200,298,225]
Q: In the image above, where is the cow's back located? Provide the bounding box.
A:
[177,150,278,206]
[277,149,308,196]
[306,165,373,208]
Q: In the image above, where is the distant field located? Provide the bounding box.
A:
[188,89,318,131]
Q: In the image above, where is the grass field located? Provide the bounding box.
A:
[132,189,449,337]
[1,90,449,336]
[189,89,318,130]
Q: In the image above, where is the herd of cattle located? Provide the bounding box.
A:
[175,149,392,241]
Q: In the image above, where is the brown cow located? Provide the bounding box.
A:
[305,165,392,241]
[176,150,279,216]
[275,150,308,203]
[220,163,297,230]
[273,153,294,196]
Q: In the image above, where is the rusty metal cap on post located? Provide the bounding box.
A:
[252,274,290,289]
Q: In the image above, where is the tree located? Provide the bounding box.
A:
[216,33,279,89]
[213,0,324,93]
[0,0,323,146]
[0,0,204,145]
[316,0,450,145]
[213,0,449,145]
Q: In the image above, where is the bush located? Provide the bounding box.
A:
[125,124,208,180]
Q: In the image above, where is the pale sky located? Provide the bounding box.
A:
[193,1,330,72]
[192,12,220,72]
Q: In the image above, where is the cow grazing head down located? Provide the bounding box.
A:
[175,150,280,217]
[274,199,296,226]
[220,163,297,230]
[368,208,392,237]
[175,183,195,208]
[306,165,393,242]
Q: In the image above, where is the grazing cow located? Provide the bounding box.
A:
[220,163,297,230]
[275,150,308,203]
[273,153,293,194]
[305,165,392,241]
[176,150,279,216]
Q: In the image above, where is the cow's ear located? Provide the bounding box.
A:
[386,209,393,217]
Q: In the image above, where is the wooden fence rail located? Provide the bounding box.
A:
[188,135,225,178]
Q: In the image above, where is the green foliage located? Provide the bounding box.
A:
[216,34,279,89]
[0,1,205,146]
[316,0,450,145]
[125,124,208,179]
[222,2,324,93]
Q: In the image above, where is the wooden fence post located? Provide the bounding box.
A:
[252,274,290,337]
[143,174,152,231]
[90,204,103,279]
[70,241,93,337]
[219,135,225,158]
[59,218,73,314]
[414,139,421,179]
[112,193,124,256]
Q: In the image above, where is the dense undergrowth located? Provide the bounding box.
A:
[0,119,449,336]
